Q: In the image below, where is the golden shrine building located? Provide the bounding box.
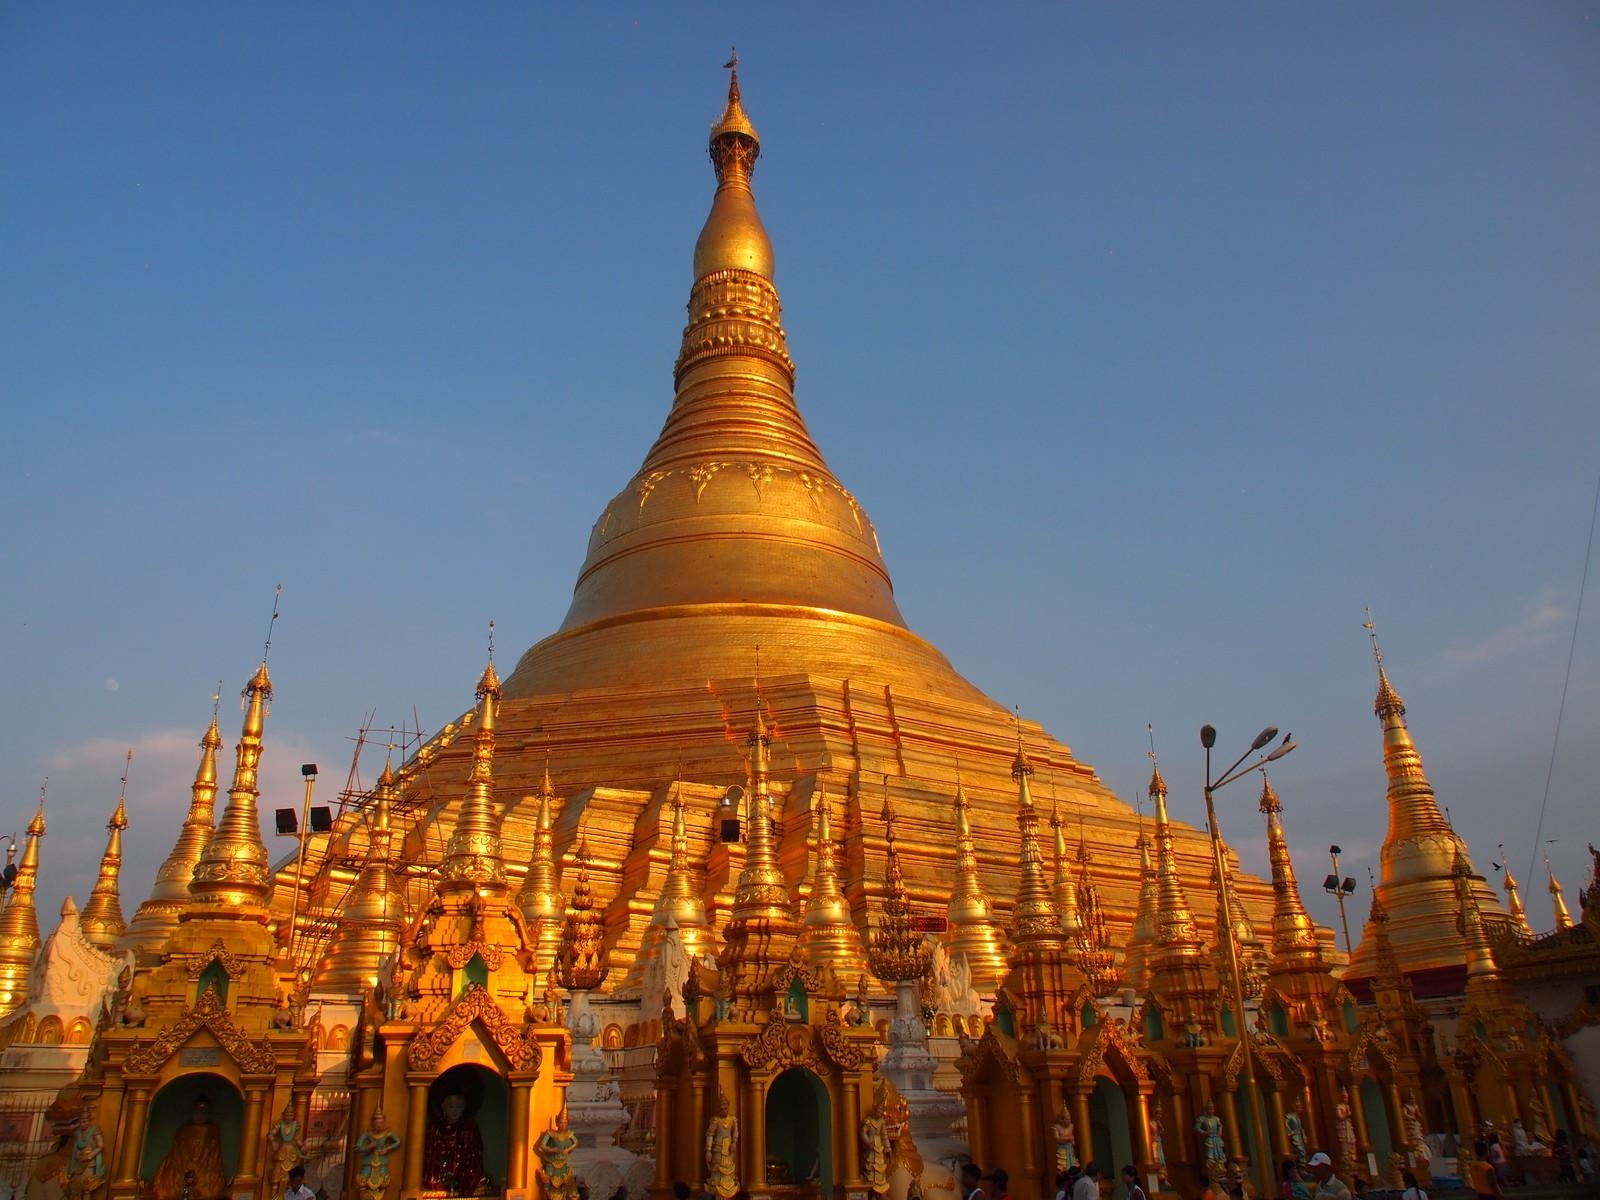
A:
[1,61,1597,1200]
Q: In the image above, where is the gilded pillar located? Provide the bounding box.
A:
[403,1080,429,1192]
[1220,1090,1244,1165]
[1386,1083,1407,1153]
[839,1075,861,1187]
[750,1079,768,1191]
[1132,1090,1153,1169]
[1266,1090,1288,1164]
[1018,1086,1039,1182]
[690,1077,709,1183]
[1072,1089,1094,1166]
[114,1083,152,1185]
[239,1084,269,1181]
[508,1077,532,1189]
[654,1080,674,1194]
[1347,1083,1372,1172]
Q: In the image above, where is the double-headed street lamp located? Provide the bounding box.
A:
[1323,847,1358,954]
[1201,723,1296,1199]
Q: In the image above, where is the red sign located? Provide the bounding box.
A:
[911,916,948,933]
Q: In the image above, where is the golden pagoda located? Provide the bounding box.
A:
[79,757,131,953]
[119,710,222,958]
[1345,647,1505,982]
[0,799,46,1018]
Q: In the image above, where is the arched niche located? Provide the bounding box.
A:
[764,1068,832,1195]
[140,1073,245,1190]
[424,1063,510,1195]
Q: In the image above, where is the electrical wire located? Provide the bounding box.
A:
[1527,469,1600,884]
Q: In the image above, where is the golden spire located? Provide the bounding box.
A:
[1125,817,1160,992]
[506,58,939,701]
[1073,833,1118,993]
[1497,847,1533,938]
[1349,620,1503,977]
[80,751,132,951]
[315,760,407,993]
[728,704,790,921]
[516,765,566,974]
[1548,860,1573,931]
[1147,765,1203,962]
[1051,793,1082,939]
[189,663,274,909]
[1211,842,1267,996]
[716,701,799,989]
[1452,844,1499,980]
[556,838,607,990]
[694,48,772,280]
[0,795,46,1017]
[630,783,714,991]
[944,774,1011,993]
[121,707,224,954]
[1258,774,1324,972]
[868,790,932,982]
[796,784,867,979]
[440,650,508,890]
[1008,734,1063,944]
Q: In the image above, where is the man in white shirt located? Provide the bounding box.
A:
[962,1162,984,1200]
[1309,1152,1352,1200]
[1072,1162,1100,1200]
[282,1165,315,1200]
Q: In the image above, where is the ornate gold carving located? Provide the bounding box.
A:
[444,940,506,971]
[407,984,539,1072]
[741,1009,821,1072]
[1076,1018,1151,1086]
[688,463,727,502]
[183,940,248,981]
[124,986,276,1076]
[819,1005,865,1069]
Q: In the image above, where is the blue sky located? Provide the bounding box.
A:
[2,4,1597,939]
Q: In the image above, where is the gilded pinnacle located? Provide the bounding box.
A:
[868,794,932,982]
[0,798,46,1016]
[1549,863,1573,931]
[119,712,223,954]
[1259,775,1323,972]
[80,773,131,952]
[441,654,508,889]
[189,664,274,909]
[945,777,1011,992]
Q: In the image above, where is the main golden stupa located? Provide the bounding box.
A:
[388,59,1274,991]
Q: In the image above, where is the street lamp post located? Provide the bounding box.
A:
[285,763,319,963]
[1322,847,1358,955]
[1202,723,1297,1200]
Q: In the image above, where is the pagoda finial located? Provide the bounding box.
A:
[797,781,867,978]
[190,657,275,909]
[945,770,1010,992]
[1050,786,1082,938]
[441,648,507,890]
[557,836,608,990]
[1148,760,1203,962]
[1452,843,1499,978]
[694,51,769,279]
[1009,731,1062,943]
[1495,845,1533,937]
[517,769,565,966]
[119,704,225,953]
[1258,774,1323,973]
[0,791,47,1016]
[81,749,132,950]
[868,783,932,982]
[1548,857,1574,931]
[315,758,405,992]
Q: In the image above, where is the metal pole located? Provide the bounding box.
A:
[285,766,317,964]
[1206,780,1274,1200]
[1329,847,1353,954]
